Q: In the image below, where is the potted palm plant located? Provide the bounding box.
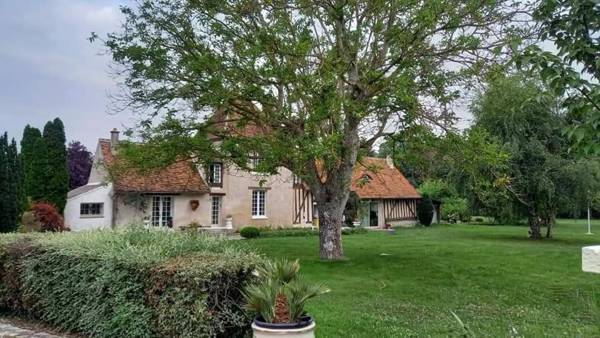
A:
[243,259,329,338]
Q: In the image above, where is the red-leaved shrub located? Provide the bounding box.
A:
[28,202,68,232]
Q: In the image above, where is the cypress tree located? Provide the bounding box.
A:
[5,138,22,231]
[29,136,48,202]
[21,125,43,203]
[42,118,69,212]
[0,133,8,231]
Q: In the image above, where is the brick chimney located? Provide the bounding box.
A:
[110,128,120,151]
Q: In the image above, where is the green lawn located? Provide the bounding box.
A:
[243,220,600,337]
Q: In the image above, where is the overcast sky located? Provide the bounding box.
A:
[0,0,134,150]
[0,1,478,151]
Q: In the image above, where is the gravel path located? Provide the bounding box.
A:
[0,322,65,338]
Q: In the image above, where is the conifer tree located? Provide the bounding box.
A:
[5,138,22,231]
[0,133,8,231]
[21,125,43,203]
[42,118,69,212]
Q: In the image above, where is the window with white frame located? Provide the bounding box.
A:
[208,163,222,186]
[80,203,103,217]
[251,190,266,217]
[248,152,262,169]
[151,195,173,227]
[211,196,221,225]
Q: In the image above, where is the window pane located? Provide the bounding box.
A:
[252,190,266,217]
[211,196,220,225]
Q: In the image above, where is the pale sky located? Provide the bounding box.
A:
[0,0,134,150]
[0,0,478,151]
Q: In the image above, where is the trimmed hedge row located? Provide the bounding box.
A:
[240,226,369,239]
[0,229,261,338]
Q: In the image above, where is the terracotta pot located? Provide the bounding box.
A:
[251,316,315,338]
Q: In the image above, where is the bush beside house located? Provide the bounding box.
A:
[0,229,261,338]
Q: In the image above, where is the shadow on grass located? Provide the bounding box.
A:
[459,231,599,247]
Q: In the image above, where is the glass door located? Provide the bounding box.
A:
[151,195,173,227]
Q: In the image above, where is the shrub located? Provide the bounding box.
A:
[20,202,67,232]
[240,226,261,239]
[443,197,471,223]
[243,259,329,323]
[473,216,485,223]
[342,227,368,235]
[0,229,261,337]
[416,198,434,226]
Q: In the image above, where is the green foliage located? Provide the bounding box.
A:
[471,74,576,236]
[0,133,23,232]
[521,0,600,155]
[443,197,471,223]
[416,198,434,226]
[99,0,535,259]
[240,226,261,239]
[42,118,69,213]
[418,179,455,201]
[20,125,42,204]
[0,229,261,337]
[380,126,445,186]
[244,259,329,323]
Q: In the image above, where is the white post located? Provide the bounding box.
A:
[587,207,593,235]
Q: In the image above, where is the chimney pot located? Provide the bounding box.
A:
[110,128,120,150]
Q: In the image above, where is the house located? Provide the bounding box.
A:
[64,129,421,231]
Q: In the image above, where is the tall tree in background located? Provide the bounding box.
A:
[21,125,43,204]
[100,0,534,259]
[0,133,23,232]
[472,75,569,238]
[42,118,69,212]
[0,134,8,231]
[67,141,93,190]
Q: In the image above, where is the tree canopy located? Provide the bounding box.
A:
[100,0,535,259]
[42,118,69,212]
[68,141,93,190]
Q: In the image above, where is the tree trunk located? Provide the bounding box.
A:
[317,202,345,260]
[528,211,542,239]
[545,212,555,238]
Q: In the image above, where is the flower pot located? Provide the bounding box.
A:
[251,316,316,338]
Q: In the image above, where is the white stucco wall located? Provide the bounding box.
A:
[64,184,114,231]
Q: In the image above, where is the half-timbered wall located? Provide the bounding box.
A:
[382,199,417,221]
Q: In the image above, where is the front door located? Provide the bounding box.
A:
[151,195,173,227]
[369,200,379,227]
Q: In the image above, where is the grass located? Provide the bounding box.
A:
[244,219,600,337]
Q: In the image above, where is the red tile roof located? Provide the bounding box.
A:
[99,139,209,194]
[351,157,421,199]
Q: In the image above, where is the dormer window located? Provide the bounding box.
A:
[248,152,262,170]
[208,162,223,187]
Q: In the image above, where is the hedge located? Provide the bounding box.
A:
[0,229,261,338]
[241,226,368,238]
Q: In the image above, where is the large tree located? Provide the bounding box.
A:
[472,75,572,238]
[100,0,534,259]
[67,141,93,190]
[42,118,69,212]
[21,125,43,203]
